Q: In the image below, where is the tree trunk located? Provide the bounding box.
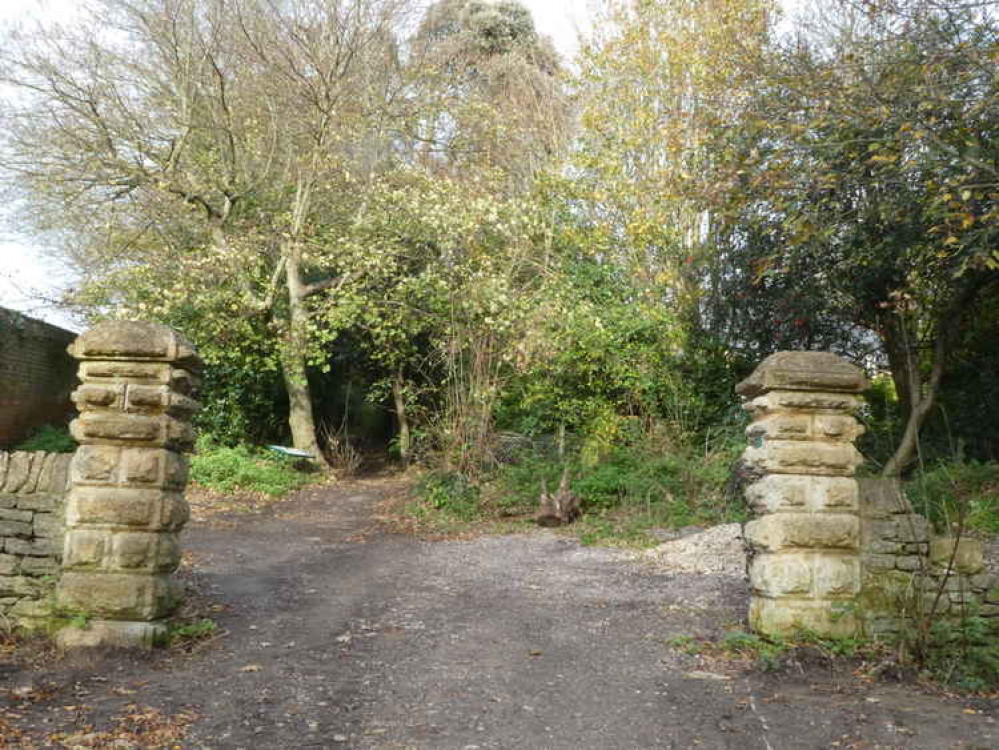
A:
[282,243,329,468]
[280,345,325,464]
[880,281,986,477]
[881,345,943,478]
[392,368,411,468]
[882,317,913,424]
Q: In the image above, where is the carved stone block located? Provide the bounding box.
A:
[57,321,201,649]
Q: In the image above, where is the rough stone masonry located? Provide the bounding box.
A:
[56,321,202,648]
[738,351,869,637]
[0,451,71,622]
[858,477,999,633]
[738,351,999,639]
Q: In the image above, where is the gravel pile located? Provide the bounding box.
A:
[642,523,747,577]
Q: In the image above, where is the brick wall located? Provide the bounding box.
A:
[0,451,71,622]
[0,308,77,448]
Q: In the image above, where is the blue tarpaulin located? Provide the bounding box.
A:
[266,445,314,458]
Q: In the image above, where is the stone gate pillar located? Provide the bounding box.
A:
[56,321,201,648]
[737,352,869,637]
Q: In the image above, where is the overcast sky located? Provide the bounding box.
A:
[0,0,592,329]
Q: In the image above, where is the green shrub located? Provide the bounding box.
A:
[906,460,999,534]
[13,424,77,453]
[405,425,746,545]
[192,359,288,447]
[921,613,999,691]
[169,618,218,645]
[497,437,745,529]
[493,454,570,515]
[190,439,316,496]
[405,431,746,545]
[417,471,481,520]
[857,374,903,470]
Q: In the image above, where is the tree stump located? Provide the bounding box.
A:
[535,468,580,527]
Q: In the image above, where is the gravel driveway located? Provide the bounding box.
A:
[1,476,996,749]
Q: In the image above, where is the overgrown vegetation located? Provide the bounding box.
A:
[918,612,999,692]
[2,0,994,491]
[189,439,318,497]
[671,619,999,691]
[13,425,76,454]
[406,429,746,546]
[907,462,999,534]
[0,0,995,600]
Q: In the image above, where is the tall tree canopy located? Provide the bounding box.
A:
[407,0,569,184]
[2,0,996,480]
[1,0,407,464]
[704,0,999,473]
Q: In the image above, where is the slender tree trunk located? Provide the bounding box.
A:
[392,367,411,469]
[882,318,913,423]
[881,339,943,478]
[881,282,985,477]
[282,242,328,468]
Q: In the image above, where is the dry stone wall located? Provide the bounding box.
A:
[0,451,72,622]
[859,478,999,633]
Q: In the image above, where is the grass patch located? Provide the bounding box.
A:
[168,618,218,649]
[576,514,656,548]
[190,439,318,497]
[668,617,999,692]
[669,630,791,672]
[404,434,745,546]
[13,424,76,453]
[669,628,877,674]
[906,460,999,534]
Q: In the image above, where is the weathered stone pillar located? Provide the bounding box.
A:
[56,321,201,648]
[738,352,869,637]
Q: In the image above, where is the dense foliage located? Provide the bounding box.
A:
[189,438,319,497]
[0,0,996,522]
[13,424,77,454]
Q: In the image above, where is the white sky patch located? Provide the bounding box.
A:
[0,0,80,32]
[520,0,594,59]
[0,243,81,330]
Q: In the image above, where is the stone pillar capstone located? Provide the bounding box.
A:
[737,352,869,638]
[56,321,201,648]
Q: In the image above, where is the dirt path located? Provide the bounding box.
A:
[1,477,997,749]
